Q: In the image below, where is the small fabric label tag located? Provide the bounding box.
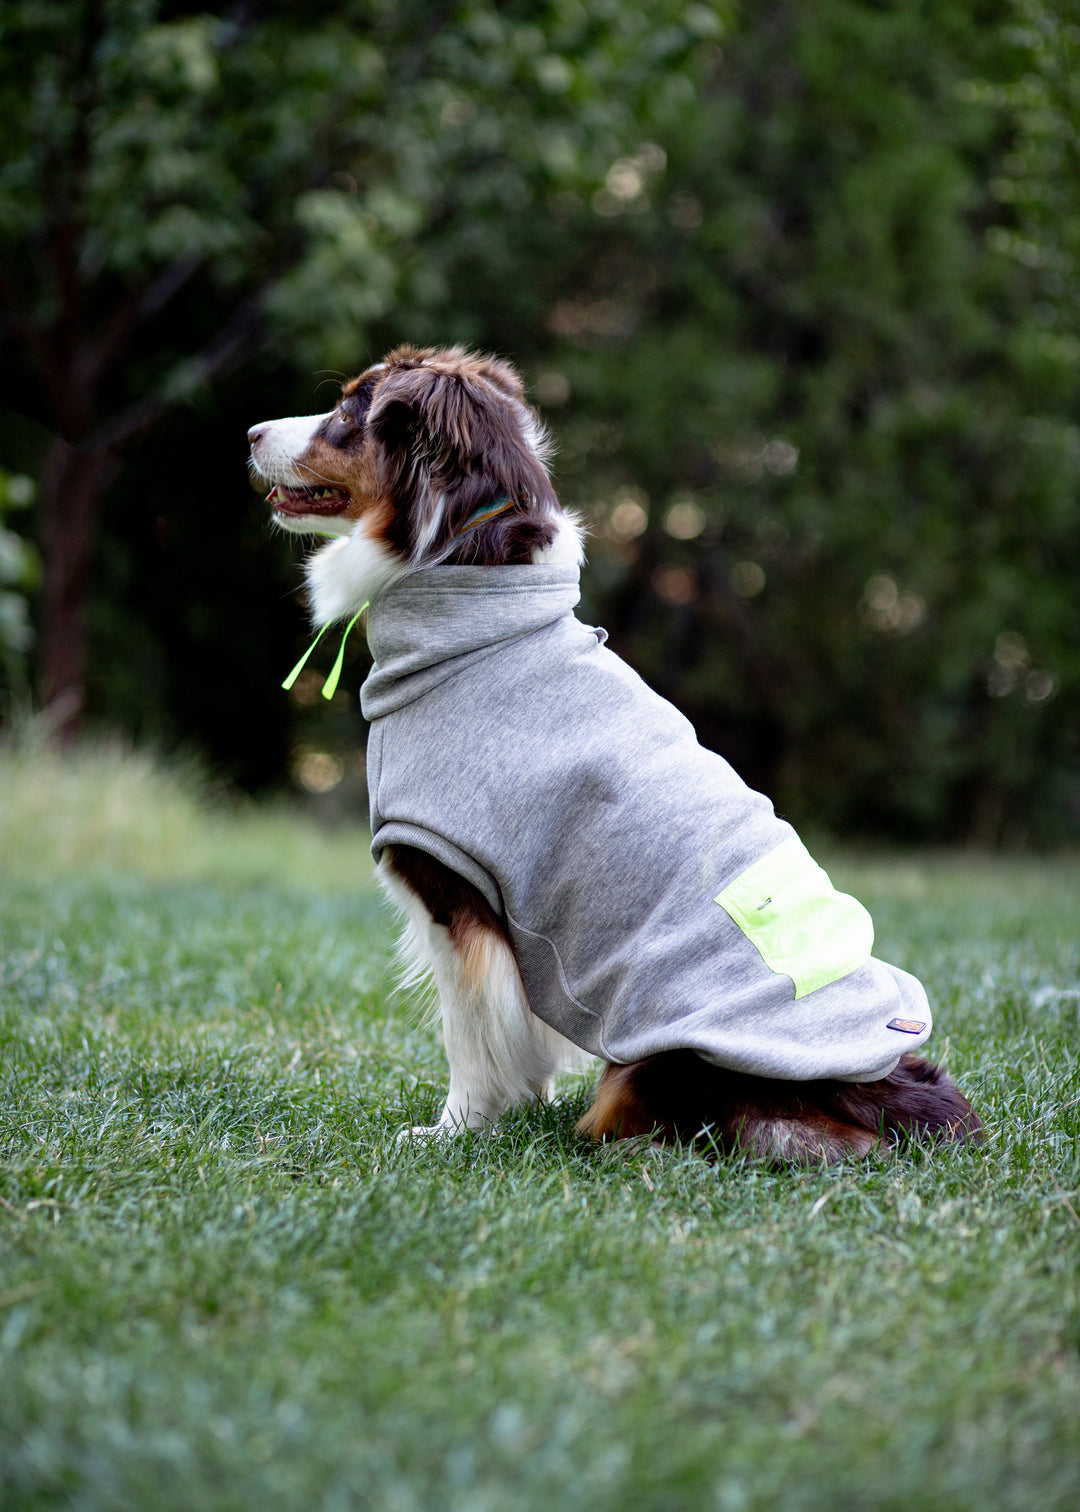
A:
[886,1018,927,1034]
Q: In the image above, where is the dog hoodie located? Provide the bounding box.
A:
[361,563,933,1082]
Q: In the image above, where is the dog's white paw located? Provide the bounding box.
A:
[395,1122,455,1145]
[395,1106,501,1145]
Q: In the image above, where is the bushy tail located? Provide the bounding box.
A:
[577,1051,982,1166]
[829,1052,981,1144]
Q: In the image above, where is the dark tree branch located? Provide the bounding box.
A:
[85,298,266,453]
[139,256,205,319]
[76,257,206,392]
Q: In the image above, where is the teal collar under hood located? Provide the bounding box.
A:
[361,564,587,720]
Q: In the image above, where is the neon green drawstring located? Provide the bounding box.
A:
[281,603,368,701]
[281,494,513,700]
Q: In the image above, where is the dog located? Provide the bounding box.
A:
[248,344,981,1164]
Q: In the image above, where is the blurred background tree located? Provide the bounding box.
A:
[0,467,39,704]
[1,0,1076,844]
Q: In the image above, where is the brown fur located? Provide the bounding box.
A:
[575,1050,980,1165]
[366,346,560,566]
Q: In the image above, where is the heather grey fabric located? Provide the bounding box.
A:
[362,564,933,1082]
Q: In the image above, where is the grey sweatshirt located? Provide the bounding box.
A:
[362,564,932,1082]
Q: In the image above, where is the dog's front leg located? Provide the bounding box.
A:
[379,850,572,1139]
[427,942,525,1135]
[392,912,520,1134]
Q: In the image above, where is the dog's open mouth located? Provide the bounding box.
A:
[267,483,351,517]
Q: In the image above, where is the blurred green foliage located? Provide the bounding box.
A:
[976,0,1080,321]
[527,0,1080,846]
[0,0,1077,843]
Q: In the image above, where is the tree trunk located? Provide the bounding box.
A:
[37,436,118,741]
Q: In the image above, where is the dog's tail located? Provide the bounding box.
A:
[576,1051,982,1165]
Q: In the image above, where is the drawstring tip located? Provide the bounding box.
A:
[281,604,369,700]
[282,620,330,691]
[321,605,366,699]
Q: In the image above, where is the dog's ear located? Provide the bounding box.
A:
[368,359,511,483]
[365,350,555,563]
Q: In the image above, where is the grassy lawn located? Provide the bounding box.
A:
[1,745,1078,1511]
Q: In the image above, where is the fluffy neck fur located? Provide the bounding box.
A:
[306,512,585,628]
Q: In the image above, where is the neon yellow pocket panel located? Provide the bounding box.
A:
[714,835,874,999]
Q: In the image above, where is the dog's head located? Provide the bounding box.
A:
[248,347,577,589]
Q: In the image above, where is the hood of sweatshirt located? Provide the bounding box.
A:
[361,564,588,720]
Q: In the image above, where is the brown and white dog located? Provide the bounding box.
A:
[248,345,980,1164]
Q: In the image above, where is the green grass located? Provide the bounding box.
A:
[1,744,1078,1511]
